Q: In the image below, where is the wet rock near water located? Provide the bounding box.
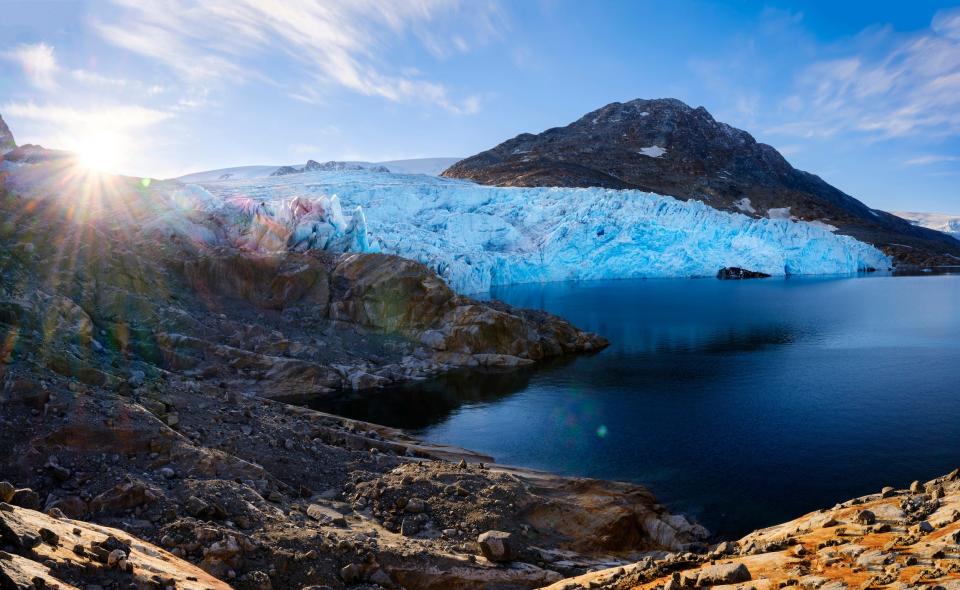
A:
[717,266,771,280]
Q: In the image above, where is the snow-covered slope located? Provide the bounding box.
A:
[175,157,460,182]
[377,157,460,175]
[177,165,285,183]
[189,170,890,293]
[894,211,960,238]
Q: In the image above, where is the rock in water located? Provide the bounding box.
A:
[477,530,518,562]
[717,267,771,280]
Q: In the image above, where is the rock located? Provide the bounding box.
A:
[88,482,152,515]
[158,467,176,479]
[400,517,420,537]
[38,528,59,546]
[306,504,347,527]
[369,568,392,587]
[0,482,14,503]
[881,486,897,498]
[910,480,922,493]
[717,267,771,280]
[477,530,518,562]
[340,562,363,584]
[918,520,934,533]
[696,563,751,586]
[855,510,876,525]
[107,548,126,568]
[9,489,40,510]
[714,541,736,555]
[405,498,426,513]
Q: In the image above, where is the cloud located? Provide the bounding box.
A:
[2,43,59,90]
[904,154,960,166]
[2,102,171,129]
[770,7,960,140]
[91,0,500,114]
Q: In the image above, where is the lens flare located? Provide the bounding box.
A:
[75,131,126,174]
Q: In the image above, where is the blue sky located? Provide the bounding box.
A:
[1,1,959,213]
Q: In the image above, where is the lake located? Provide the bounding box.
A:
[309,273,960,539]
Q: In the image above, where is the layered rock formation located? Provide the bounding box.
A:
[442,98,960,266]
[0,502,229,589]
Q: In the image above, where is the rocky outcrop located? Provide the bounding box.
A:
[442,98,960,266]
[717,267,771,280]
[0,502,229,589]
[0,113,14,153]
[545,469,960,590]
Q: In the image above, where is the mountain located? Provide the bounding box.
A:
[0,113,14,153]
[175,157,460,182]
[271,159,390,176]
[895,211,960,238]
[442,98,960,266]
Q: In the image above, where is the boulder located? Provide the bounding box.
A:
[477,530,518,562]
[696,562,751,586]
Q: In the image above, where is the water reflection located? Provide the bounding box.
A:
[308,275,960,538]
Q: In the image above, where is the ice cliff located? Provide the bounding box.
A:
[188,170,891,293]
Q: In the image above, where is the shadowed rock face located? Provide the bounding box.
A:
[0,114,14,153]
[443,98,960,266]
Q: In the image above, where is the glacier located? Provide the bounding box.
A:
[183,170,891,294]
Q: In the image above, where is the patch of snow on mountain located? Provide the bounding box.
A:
[637,146,667,158]
[894,211,960,237]
[191,170,891,293]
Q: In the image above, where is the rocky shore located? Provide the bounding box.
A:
[1,157,703,588]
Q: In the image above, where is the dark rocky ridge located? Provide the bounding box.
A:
[0,113,15,152]
[443,98,960,266]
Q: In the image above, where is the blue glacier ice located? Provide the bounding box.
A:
[191,170,891,294]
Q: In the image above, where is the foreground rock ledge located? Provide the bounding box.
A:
[0,502,229,589]
[545,469,960,590]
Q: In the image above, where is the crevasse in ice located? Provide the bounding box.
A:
[190,169,891,293]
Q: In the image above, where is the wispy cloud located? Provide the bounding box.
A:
[771,7,960,140]
[2,42,59,90]
[92,0,501,114]
[2,102,171,129]
[905,154,960,166]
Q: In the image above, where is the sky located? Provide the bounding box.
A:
[1,1,959,214]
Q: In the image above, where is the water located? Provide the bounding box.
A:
[310,274,960,539]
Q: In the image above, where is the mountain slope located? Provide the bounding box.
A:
[0,113,15,153]
[895,211,960,238]
[442,98,960,266]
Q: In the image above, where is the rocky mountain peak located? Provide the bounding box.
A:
[0,113,16,153]
[442,97,960,266]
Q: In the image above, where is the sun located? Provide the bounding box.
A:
[75,131,126,174]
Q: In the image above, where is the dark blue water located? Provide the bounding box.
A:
[311,274,960,538]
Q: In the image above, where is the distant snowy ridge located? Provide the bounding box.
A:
[175,157,460,183]
[895,211,960,238]
[189,170,891,293]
